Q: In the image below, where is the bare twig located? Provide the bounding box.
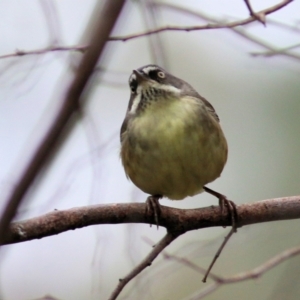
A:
[224,245,300,282]
[0,0,294,61]
[0,0,125,244]
[230,28,300,61]
[243,0,266,25]
[202,227,235,282]
[158,2,300,62]
[0,45,89,59]
[186,245,300,299]
[3,196,300,245]
[267,18,300,33]
[250,42,300,57]
[108,231,180,300]
[108,0,292,41]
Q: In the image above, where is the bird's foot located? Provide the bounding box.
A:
[146,195,162,229]
[203,186,238,232]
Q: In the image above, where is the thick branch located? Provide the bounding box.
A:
[3,196,300,246]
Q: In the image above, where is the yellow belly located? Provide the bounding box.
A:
[121,97,227,200]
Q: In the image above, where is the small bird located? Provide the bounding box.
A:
[120,65,236,227]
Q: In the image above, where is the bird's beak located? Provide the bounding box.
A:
[133,70,149,85]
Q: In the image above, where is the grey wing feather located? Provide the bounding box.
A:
[199,96,220,122]
[180,82,220,122]
[120,115,129,143]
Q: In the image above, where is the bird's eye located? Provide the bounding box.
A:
[129,80,137,93]
[148,70,165,80]
[157,71,165,78]
[148,71,157,80]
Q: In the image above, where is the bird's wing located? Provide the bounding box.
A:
[120,114,130,143]
[185,94,220,123]
[180,83,220,122]
[199,95,220,122]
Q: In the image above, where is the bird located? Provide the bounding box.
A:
[120,64,236,228]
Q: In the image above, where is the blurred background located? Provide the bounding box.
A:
[0,0,300,299]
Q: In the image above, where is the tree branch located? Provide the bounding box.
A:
[108,232,180,300]
[184,245,300,299]
[108,0,292,41]
[3,196,300,246]
[0,0,125,243]
[243,0,266,25]
[0,0,294,61]
[0,45,89,59]
[4,196,300,299]
[158,2,300,62]
[202,227,235,282]
[250,42,300,57]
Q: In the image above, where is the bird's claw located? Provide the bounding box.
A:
[204,186,238,231]
[146,195,162,229]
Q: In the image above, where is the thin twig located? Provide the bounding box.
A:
[202,227,235,282]
[223,245,300,283]
[108,231,181,300]
[250,42,300,57]
[186,245,300,299]
[232,28,300,61]
[0,0,294,61]
[109,0,292,41]
[0,45,89,59]
[243,0,266,25]
[157,2,300,62]
[0,0,125,244]
[267,18,300,33]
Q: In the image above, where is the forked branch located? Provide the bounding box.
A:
[108,232,180,300]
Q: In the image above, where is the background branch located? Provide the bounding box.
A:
[243,0,266,25]
[157,2,300,62]
[108,232,179,300]
[0,0,125,243]
[108,0,292,41]
[184,245,300,299]
[0,45,89,59]
[0,0,295,63]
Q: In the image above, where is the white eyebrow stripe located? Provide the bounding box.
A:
[130,93,141,114]
[152,82,181,94]
[129,73,136,82]
[142,66,159,75]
